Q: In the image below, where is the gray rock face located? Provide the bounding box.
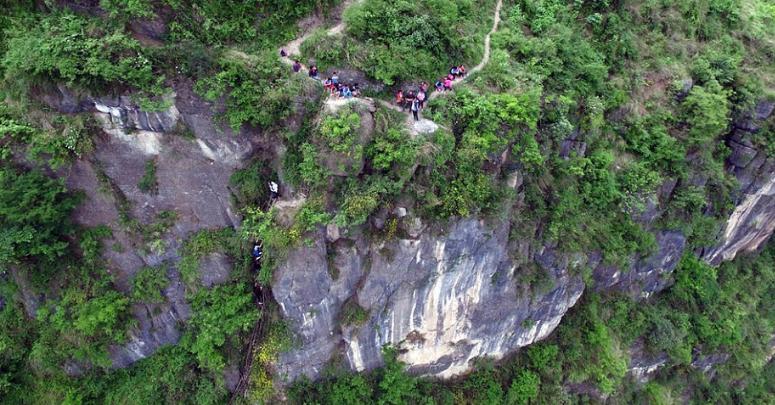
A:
[628,341,669,384]
[63,82,262,368]
[274,219,585,380]
[593,230,686,298]
[94,95,180,133]
[704,99,775,264]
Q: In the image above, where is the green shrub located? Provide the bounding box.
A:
[506,370,539,405]
[100,0,155,19]
[319,108,362,155]
[178,228,240,288]
[2,12,162,92]
[339,298,369,326]
[682,80,730,146]
[0,167,79,266]
[137,159,158,195]
[229,159,275,209]
[182,282,259,371]
[131,265,170,303]
[196,53,299,132]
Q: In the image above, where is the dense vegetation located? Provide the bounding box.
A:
[0,0,773,403]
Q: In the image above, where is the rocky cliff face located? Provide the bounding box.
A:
[44,74,774,382]
[273,218,584,380]
[704,100,775,264]
[272,99,775,381]
[54,81,264,368]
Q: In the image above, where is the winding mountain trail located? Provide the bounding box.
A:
[276,0,503,136]
[429,0,503,98]
[279,0,362,59]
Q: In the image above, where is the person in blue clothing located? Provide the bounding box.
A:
[252,241,263,263]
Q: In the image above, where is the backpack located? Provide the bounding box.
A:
[411,100,419,111]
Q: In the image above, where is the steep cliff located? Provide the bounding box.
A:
[271,98,775,381]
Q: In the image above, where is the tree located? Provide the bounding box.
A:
[506,370,540,405]
[0,168,79,265]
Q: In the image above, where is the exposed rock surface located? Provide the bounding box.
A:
[704,99,775,264]
[274,219,585,380]
[627,340,669,384]
[593,231,686,298]
[62,81,262,368]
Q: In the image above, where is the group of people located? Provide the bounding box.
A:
[395,82,429,121]
[285,47,468,121]
[434,65,467,92]
[395,65,467,121]
[323,72,361,99]
[285,50,363,100]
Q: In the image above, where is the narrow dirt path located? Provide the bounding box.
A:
[429,0,502,99]
[277,0,502,130]
[280,0,362,60]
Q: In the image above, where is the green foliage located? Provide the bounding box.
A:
[377,347,418,405]
[240,207,298,282]
[229,159,275,209]
[100,345,227,404]
[328,373,374,405]
[298,142,330,188]
[462,364,504,404]
[137,159,158,195]
[248,322,293,401]
[164,0,337,47]
[335,183,380,227]
[367,127,420,173]
[100,0,155,19]
[682,80,731,146]
[0,167,79,266]
[131,265,170,303]
[506,370,539,405]
[420,89,540,219]
[307,0,491,85]
[339,298,369,326]
[182,282,259,371]
[0,301,34,397]
[178,227,241,288]
[1,107,96,168]
[196,52,299,132]
[320,108,362,155]
[2,12,162,92]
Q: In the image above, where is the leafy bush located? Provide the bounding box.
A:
[319,108,362,155]
[0,167,79,266]
[303,0,490,85]
[100,0,155,19]
[681,80,730,146]
[131,265,170,303]
[506,370,539,405]
[339,298,369,326]
[182,283,259,371]
[137,159,158,195]
[196,53,299,132]
[2,12,162,92]
[229,159,276,209]
[178,228,241,288]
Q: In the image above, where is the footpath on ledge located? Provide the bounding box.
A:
[277,0,503,136]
